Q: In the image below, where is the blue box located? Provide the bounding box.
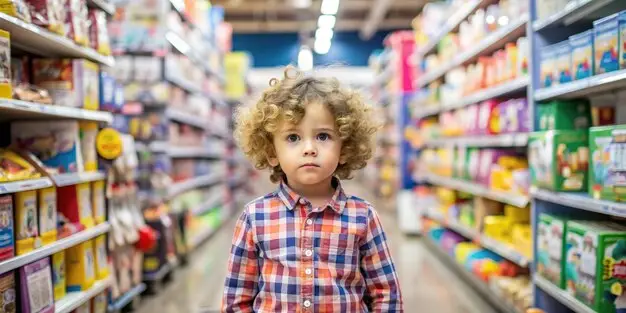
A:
[554,40,572,84]
[540,44,558,88]
[569,30,594,80]
[594,13,620,74]
[619,11,626,69]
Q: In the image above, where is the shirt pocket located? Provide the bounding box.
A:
[319,232,359,264]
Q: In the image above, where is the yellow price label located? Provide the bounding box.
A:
[96,128,123,160]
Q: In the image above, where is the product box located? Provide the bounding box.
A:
[537,100,591,131]
[14,190,39,255]
[64,0,89,46]
[499,98,530,133]
[0,196,14,262]
[93,236,108,280]
[26,0,65,35]
[58,183,95,229]
[91,181,105,225]
[594,13,621,74]
[570,30,594,80]
[88,9,111,56]
[529,130,589,191]
[37,187,56,246]
[589,125,626,201]
[19,258,54,313]
[11,121,84,173]
[0,271,15,313]
[621,11,626,70]
[66,240,95,292]
[554,40,573,84]
[0,29,11,99]
[477,100,499,135]
[51,251,65,301]
[537,214,567,288]
[32,59,100,109]
[540,44,557,88]
[98,71,117,112]
[79,122,98,172]
[565,221,626,312]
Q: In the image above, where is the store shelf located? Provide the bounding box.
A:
[0,99,114,123]
[165,108,209,130]
[147,141,221,158]
[191,192,224,215]
[165,73,203,95]
[168,173,222,198]
[414,77,529,119]
[0,177,53,195]
[422,238,522,313]
[424,210,530,267]
[56,278,112,313]
[417,15,528,87]
[108,283,146,312]
[424,133,529,148]
[0,222,109,275]
[51,171,107,187]
[0,12,114,66]
[416,0,484,57]
[87,0,116,15]
[533,0,616,31]
[424,173,530,207]
[534,276,595,313]
[531,187,626,218]
[535,69,626,101]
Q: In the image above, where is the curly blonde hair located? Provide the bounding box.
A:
[234,67,379,183]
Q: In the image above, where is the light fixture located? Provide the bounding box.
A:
[298,46,313,71]
[314,38,331,55]
[318,14,336,29]
[320,0,339,15]
[315,28,333,41]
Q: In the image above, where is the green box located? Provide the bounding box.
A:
[537,100,591,131]
[529,130,589,191]
[537,214,568,288]
[589,125,626,202]
[565,221,626,312]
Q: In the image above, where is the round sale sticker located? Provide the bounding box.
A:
[96,128,123,159]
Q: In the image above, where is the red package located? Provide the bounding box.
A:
[64,0,89,46]
[25,0,66,35]
[88,9,110,55]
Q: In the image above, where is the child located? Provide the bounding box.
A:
[222,67,403,312]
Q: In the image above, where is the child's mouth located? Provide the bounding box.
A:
[300,163,320,168]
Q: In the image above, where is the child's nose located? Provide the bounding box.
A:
[303,140,317,156]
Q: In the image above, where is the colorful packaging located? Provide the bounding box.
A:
[0,196,14,262]
[58,183,94,229]
[14,190,39,255]
[88,9,111,55]
[0,271,16,313]
[570,30,594,80]
[621,11,626,70]
[19,258,54,313]
[537,100,591,131]
[554,40,572,84]
[0,149,41,182]
[540,44,557,88]
[594,13,621,74]
[93,235,108,280]
[24,0,65,35]
[65,240,95,292]
[537,214,567,288]
[32,59,100,109]
[529,130,589,191]
[64,0,89,46]
[79,122,98,172]
[11,121,83,173]
[0,0,32,22]
[37,187,56,246]
[0,29,11,99]
[477,100,499,135]
[499,98,530,133]
[51,251,65,301]
[565,221,626,312]
[589,125,626,201]
[91,181,105,225]
[517,37,529,77]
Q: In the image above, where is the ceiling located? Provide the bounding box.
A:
[215,0,425,38]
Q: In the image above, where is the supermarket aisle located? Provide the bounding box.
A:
[136,179,497,313]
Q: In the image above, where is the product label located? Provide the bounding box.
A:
[26,268,53,313]
[79,184,92,221]
[39,190,57,233]
[85,248,95,280]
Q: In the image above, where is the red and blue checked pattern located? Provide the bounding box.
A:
[222,179,403,312]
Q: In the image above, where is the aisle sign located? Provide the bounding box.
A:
[96,128,123,160]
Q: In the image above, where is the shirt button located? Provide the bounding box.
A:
[304,249,312,257]
[305,268,312,275]
[303,300,312,308]
[299,198,306,205]
[306,219,313,225]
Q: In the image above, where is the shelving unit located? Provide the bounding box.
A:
[108,283,147,313]
[535,68,626,101]
[0,177,54,195]
[0,99,114,122]
[50,171,108,187]
[56,278,112,313]
[424,133,529,148]
[534,276,594,313]
[531,187,626,218]
[423,173,529,207]
[532,0,617,31]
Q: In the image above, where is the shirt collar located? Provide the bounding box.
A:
[277,177,347,214]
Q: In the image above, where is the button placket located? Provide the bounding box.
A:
[300,211,315,311]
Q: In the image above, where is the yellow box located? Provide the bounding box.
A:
[52,251,66,301]
[0,29,11,99]
[78,183,95,229]
[483,215,511,241]
[93,235,108,280]
[15,190,40,255]
[504,205,530,224]
[66,240,95,291]
[92,181,106,224]
[79,122,98,172]
[512,224,533,258]
[38,187,57,246]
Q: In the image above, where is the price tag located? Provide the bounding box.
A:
[96,128,123,160]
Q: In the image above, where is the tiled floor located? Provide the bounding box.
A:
[135,179,497,313]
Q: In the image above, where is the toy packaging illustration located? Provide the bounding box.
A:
[32,59,99,109]
[529,130,590,191]
[19,258,54,313]
[589,125,626,202]
[51,251,65,301]
[11,121,84,173]
[594,14,621,74]
[0,271,15,313]
[537,214,567,288]
[65,240,95,292]
[570,30,595,80]
[14,190,39,255]
[565,221,626,312]
[0,196,13,262]
[37,187,56,246]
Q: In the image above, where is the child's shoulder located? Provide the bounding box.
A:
[241,190,282,213]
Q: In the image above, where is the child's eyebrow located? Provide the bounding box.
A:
[315,127,337,133]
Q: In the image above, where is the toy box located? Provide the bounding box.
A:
[58,183,94,229]
[91,181,105,225]
[499,98,530,133]
[19,258,54,313]
[594,13,621,74]
[0,196,14,262]
[32,59,99,109]
[570,30,594,80]
[11,121,83,173]
[565,221,626,312]
[537,214,567,288]
[529,130,589,191]
[589,125,626,201]
[37,187,56,246]
[79,122,97,172]
[621,11,626,70]
[0,271,15,313]
[64,0,88,46]
[14,190,39,255]
[98,71,117,112]
[88,9,111,55]
[93,235,108,280]
[554,40,572,84]
[537,100,591,131]
[0,29,11,99]
[51,251,65,301]
[66,240,95,291]
[25,0,65,35]
[540,44,557,88]
[477,100,499,135]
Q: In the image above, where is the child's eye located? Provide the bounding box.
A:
[286,134,300,142]
[317,133,331,141]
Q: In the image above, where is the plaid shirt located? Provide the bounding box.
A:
[222,179,403,312]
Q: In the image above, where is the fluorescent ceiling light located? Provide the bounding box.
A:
[320,0,339,15]
[315,28,334,40]
[314,38,331,55]
[292,0,311,9]
[318,15,336,29]
[298,46,313,71]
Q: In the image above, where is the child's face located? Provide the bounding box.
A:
[270,102,342,187]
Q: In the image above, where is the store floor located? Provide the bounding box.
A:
[135,179,498,313]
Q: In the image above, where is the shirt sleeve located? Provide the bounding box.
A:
[221,208,259,313]
[359,207,403,312]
